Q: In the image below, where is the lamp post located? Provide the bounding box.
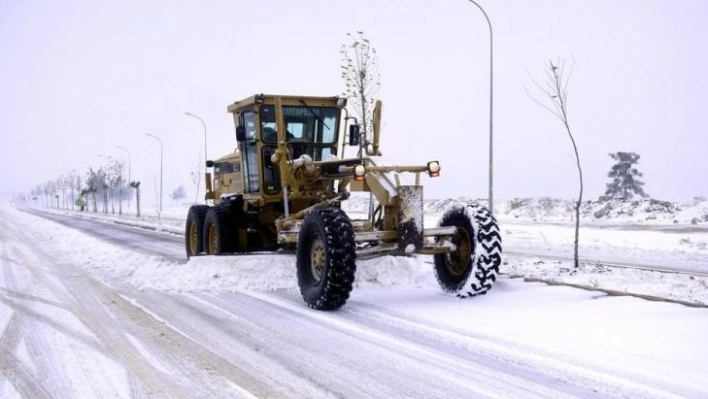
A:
[146,133,163,213]
[184,111,208,204]
[466,0,494,214]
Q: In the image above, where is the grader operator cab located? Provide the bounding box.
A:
[185,93,502,310]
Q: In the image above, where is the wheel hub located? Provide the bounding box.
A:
[447,227,472,276]
[310,236,325,283]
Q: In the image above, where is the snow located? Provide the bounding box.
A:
[2,198,708,397]
[13,196,708,305]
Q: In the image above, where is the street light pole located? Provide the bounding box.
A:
[184,111,208,204]
[145,133,163,213]
[466,0,494,214]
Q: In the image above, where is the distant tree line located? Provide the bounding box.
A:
[30,158,141,216]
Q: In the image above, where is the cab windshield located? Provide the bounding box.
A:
[260,105,339,145]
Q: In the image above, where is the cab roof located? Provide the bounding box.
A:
[227,94,346,113]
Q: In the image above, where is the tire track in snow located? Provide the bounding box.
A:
[24,328,73,398]
[0,218,42,396]
[3,231,76,397]
[0,214,118,398]
[16,255,187,397]
[11,246,268,397]
[0,346,53,399]
[72,275,274,398]
[4,207,273,398]
[130,290,339,399]
[0,217,58,398]
[3,208,186,398]
[0,248,27,351]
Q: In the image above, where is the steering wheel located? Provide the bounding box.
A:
[286,139,307,158]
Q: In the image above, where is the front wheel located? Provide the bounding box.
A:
[296,207,356,310]
[434,202,502,297]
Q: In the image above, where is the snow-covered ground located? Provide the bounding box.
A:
[18,196,708,306]
[2,200,708,398]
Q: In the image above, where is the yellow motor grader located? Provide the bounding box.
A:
[185,93,502,310]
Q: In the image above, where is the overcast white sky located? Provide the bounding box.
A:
[1,0,706,204]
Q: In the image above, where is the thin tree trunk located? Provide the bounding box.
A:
[136,187,141,218]
[564,120,583,268]
[556,73,583,269]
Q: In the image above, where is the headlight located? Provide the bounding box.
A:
[427,161,441,177]
[353,164,366,181]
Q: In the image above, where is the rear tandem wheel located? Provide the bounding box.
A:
[203,205,237,255]
[185,205,209,258]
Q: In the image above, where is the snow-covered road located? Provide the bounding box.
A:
[2,204,708,398]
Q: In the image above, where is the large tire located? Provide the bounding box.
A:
[434,202,502,297]
[203,205,237,255]
[185,205,210,258]
[296,207,356,310]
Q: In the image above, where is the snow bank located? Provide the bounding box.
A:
[499,196,708,224]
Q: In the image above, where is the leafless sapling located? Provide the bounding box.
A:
[527,58,583,268]
[340,31,381,156]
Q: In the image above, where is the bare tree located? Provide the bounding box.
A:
[103,158,124,215]
[56,175,67,209]
[527,58,583,268]
[102,183,109,214]
[43,181,56,208]
[86,168,103,213]
[340,31,381,156]
[67,169,78,210]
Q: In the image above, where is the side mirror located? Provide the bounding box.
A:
[206,160,214,168]
[236,125,246,141]
[349,125,361,146]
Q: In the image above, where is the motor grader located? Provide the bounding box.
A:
[185,93,502,310]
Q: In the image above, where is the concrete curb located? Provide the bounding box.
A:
[506,275,708,309]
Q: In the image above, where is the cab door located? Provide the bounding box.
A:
[238,109,260,194]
